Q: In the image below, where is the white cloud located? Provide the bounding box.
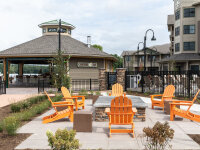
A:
[0,0,174,55]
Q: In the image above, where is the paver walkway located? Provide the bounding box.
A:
[15,96,200,149]
[0,88,38,107]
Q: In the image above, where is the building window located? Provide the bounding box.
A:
[68,29,71,35]
[175,43,180,52]
[184,8,195,17]
[61,28,67,33]
[43,28,46,33]
[184,25,195,34]
[175,27,180,36]
[175,10,180,20]
[48,28,57,32]
[183,42,195,51]
[191,65,199,71]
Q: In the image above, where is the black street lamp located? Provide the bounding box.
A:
[58,19,61,52]
[150,47,158,71]
[143,29,156,71]
[137,42,144,70]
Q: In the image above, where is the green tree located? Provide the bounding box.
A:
[51,50,70,91]
[92,44,103,51]
[112,54,123,70]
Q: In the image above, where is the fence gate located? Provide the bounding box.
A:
[107,72,117,90]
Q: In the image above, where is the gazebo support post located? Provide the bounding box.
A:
[3,59,9,88]
[19,63,24,76]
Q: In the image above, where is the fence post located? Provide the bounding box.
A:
[141,72,144,93]
[187,71,191,98]
[43,80,44,93]
[162,72,165,93]
[90,78,92,91]
[4,81,6,94]
[125,71,127,91]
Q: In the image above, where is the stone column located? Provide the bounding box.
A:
[116,68,126,90]
[99,68,107,91]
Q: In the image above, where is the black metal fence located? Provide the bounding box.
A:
[107,72,117,90]
[38,79,51,93]
[0,81,6,94]
[125,70,200,97]
[71,79,99,91]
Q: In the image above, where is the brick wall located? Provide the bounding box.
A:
[116,68,126,90]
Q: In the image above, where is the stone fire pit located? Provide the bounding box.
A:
[94,96,148,121]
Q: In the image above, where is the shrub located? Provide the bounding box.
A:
[95,91,101,96]
[21,101,30,110]
[3,116,20,135]
[0,121,3,132]
[79,89,88,96]
[20,111,34,121]
[11,103,21,113]
[142,121,174,150]
[46,128,80,150]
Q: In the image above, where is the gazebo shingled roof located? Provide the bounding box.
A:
[0,35,116,61]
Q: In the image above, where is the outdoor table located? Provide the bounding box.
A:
[94,96,148,121]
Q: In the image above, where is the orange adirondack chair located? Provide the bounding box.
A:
[109,83,126,97]
[42,91,74,124]
[105,96,137,137]
[170,90,200,122]
[61,86,85,111]
[151,85,175,110]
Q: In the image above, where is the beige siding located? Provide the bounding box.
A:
[69,68,99,79]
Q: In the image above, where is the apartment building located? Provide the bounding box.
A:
[161,0,200,71]
[121,44,170,71]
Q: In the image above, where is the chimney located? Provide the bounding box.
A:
[87,36,91,48]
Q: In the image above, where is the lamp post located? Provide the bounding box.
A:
[143,29,156,71]
[137,42,144,71]
[58,19,61,53]
[150,47,158,71]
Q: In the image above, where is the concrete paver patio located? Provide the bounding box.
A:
[15,97,200,150]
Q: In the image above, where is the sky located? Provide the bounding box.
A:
[0,0,174,55]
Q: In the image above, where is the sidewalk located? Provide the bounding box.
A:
[0,88,38,107]
[15,97,200,150]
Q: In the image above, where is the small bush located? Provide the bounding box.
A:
[21,101,30,110]
[0,121,3,132]
[11,103,21,113]
[20,111,34,121]
[79,89,88,96]
[142,121,174,150]
[46,128,80,150]
[3,116,20,135]
[95,91,101,96]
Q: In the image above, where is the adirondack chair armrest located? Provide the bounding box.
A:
[151,94,163,98]
[52,104,74,107]
[109,93,111,96]
[170,102,192,106]
[163,96,175,98]
[171,100,193,103]
[53,101,72,105]
[71,96,85,100]
[63,97,78,100]
[132,108,137,113]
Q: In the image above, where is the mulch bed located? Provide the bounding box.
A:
[0,103,51,150]
[188,134,200,145]
[0,133,31,150]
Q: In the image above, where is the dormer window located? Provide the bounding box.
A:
[48,28,57,32]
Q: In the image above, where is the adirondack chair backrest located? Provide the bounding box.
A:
[44,91,57,112]
[61,86,73,103]
[162,85,175,101]
[111,83,124,97]
[187,89,200,111]
[110,96,133,124]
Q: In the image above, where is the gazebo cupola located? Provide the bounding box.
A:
[38,19,75,36]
